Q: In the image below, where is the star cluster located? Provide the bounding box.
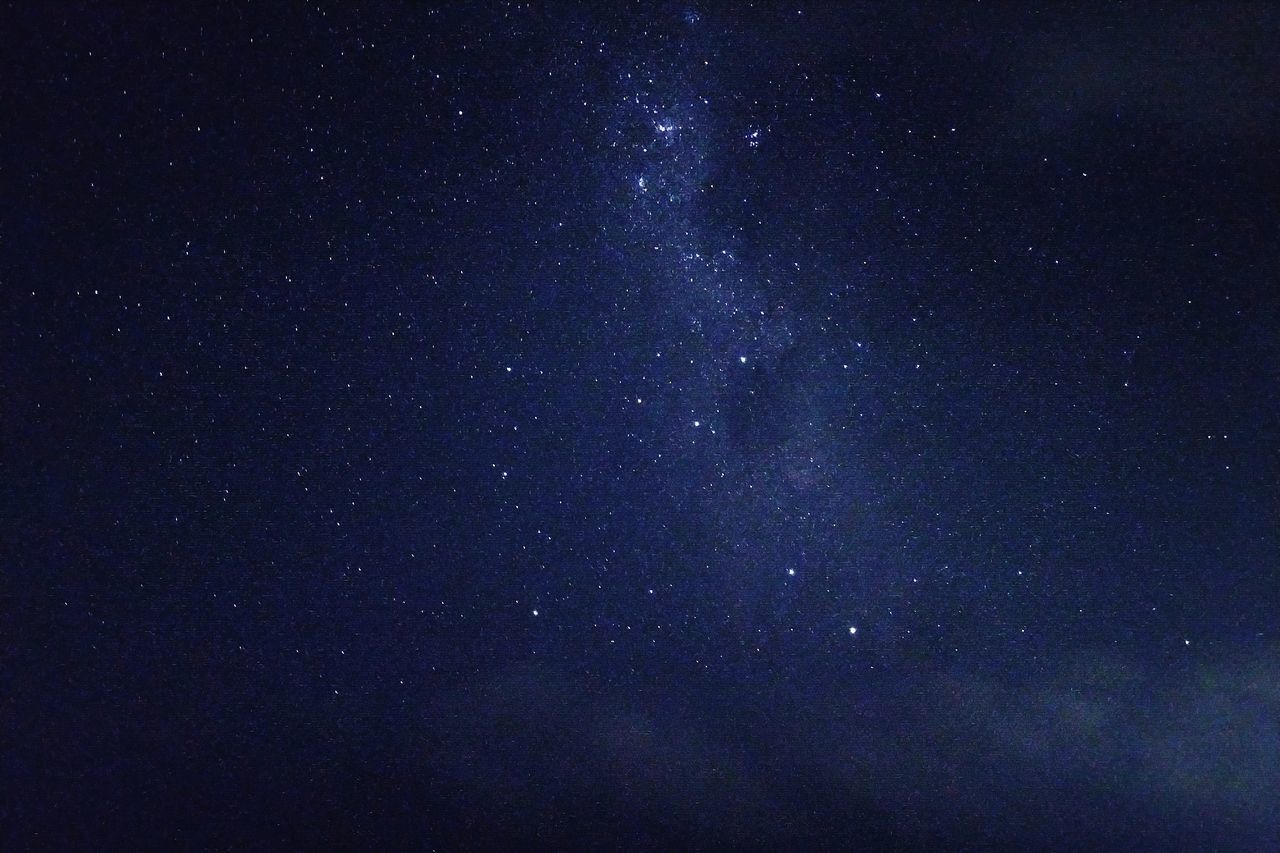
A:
[8,3,1279,849]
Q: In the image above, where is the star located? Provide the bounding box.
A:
[23,5,1271,847]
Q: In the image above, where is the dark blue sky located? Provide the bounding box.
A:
[8,3,1279,849]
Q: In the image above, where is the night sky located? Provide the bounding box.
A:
[7,3,1280,850]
